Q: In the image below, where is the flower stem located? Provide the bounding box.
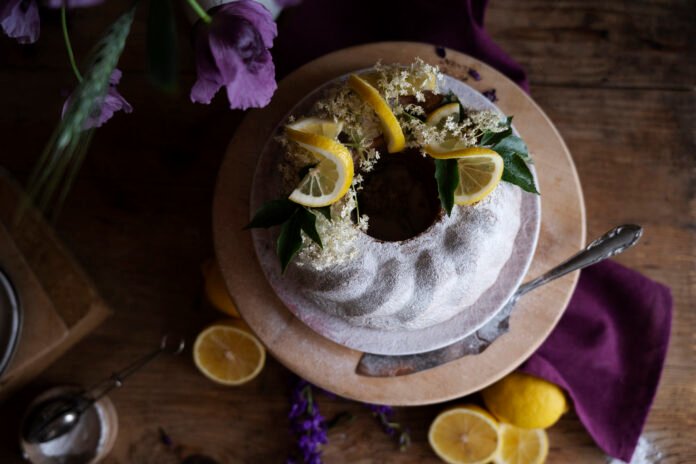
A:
[61,6,83,83]
[185,0,212,24]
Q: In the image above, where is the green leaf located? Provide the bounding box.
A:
[299,209,322,248]
[480,116,513,146]
[277,212,303,273]
[493,135,531,162]
[500,152,539,194]
[245,198,299,229]
[434,158,459,216]
[146,0,178,92]
[313,206,332,222]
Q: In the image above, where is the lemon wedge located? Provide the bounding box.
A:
[287,117,343,140]
[193,322,266,386]
[496,424,549,464]
[347,74,405,153]
[286,127,354,207]
[429,405,501,464]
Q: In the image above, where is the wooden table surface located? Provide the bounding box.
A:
[0,1,694,463]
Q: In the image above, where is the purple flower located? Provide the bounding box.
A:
[1,0,40,44]
[191,0,277,110]
[301,414,324,432]
[63,69,132,129]
[368,404,393,416]
[288,399,307,419]
[44,0,103,7]
[482,88,498,102]
[1,0,103,44]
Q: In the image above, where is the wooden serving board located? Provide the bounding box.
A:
[212,42,586,405]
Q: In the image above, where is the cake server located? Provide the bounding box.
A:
[356,224,643,377]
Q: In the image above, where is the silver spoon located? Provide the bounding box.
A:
[21,335,185,444]
[357,224,644,376]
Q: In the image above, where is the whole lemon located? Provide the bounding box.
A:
[481,372,568,429]
[201,259,240,317]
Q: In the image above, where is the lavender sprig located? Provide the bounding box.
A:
[288,379,328,464]
[367,404,411,451]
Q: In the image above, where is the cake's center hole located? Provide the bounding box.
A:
[357,149,441,242]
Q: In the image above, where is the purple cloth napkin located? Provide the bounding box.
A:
[520,261,672,461]
[274,1,673,461]
[273,0,528,92]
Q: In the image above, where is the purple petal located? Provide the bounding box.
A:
[62,69,132,129]
[43,0,103,8]
[1,0,39,44]
[215,0,276,48]
[274,0,302,8]
[190,0,278,110]
[482,88,498,102]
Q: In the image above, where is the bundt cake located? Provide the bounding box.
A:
[248,60,538,333]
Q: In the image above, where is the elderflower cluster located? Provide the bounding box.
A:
[372,58,443,102]
[295,194,363,270]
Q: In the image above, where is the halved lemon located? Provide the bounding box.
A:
[287,117,343,140]
[201,259,239,318]
[429,405,500,464]
[193,322,266,386]
[496,424,549,464]
[347,74,405,153]
[285,127,354,207]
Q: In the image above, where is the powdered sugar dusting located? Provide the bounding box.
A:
[606,436,663,464]
[289,182,520,330]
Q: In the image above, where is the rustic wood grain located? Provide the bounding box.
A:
[0,0,694,462]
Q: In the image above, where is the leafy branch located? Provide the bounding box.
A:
[245,199,331,273]
[433,101,539,214]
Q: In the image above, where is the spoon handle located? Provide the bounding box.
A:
[83,335,185,405]
[517,224,643,297]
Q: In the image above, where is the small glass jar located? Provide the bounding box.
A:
[20,386,118,464]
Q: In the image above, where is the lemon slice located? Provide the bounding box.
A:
[347,74,405,153]
[432,147,504,205]
[426,102,461,127]
[429,405,500,464]
[193,322,266,386]
[496,424,549,464]
[424,102,474,154]
[287,117,343,140]
[285,127,354,207]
